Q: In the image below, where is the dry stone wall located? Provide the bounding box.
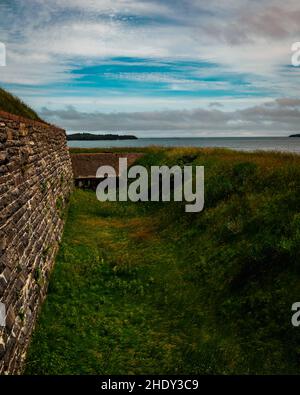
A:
[0,110,73,374]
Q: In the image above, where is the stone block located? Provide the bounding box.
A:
[0,115,73,373]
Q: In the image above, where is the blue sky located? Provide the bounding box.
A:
[0,0,300,136]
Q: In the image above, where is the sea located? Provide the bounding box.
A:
[68,137,300,153]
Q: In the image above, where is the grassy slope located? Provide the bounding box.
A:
[0,87,41,121]
[25,147,300,374]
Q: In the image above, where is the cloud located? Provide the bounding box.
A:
[209,102,224,108]
[40,98,300,137]
[0,0,300,133]
[196,2,300,44]
[1,0,300,84]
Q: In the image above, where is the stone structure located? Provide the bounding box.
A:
[71,152,144,189]
[0,110,73,374]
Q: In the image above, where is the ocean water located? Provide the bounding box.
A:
[68,137,300,153]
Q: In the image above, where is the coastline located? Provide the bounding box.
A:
[67,136,300,153]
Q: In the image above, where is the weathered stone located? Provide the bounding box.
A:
[0,165,8,175]
[0,231,7,252]
[19,123,28,137]
[0,152,7,164]
[6,308,15,331]
[0,111,73,374]
[6,130,13,141]
[0,342,5,359]
[0,276,7,296]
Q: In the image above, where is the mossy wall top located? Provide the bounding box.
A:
[0,88,41,121]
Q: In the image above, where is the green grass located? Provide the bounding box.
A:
[25,147,300,374]
[0,87,41,121]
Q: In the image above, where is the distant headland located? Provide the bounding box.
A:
[67,132,138,141]
[289,134,300,137]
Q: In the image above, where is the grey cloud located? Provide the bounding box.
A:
[209,102,224,108]
[271,98,300,107]
[196,1,300,45]
[40,98,300,136]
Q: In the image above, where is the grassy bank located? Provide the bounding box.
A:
[25,147,300,374]
[0,87,41,121]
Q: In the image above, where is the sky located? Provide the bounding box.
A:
[0,0,300,136]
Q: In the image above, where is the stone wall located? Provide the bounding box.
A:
[0,110,73,374]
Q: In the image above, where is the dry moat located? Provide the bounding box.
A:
[24,147,300,374]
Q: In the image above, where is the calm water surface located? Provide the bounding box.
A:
[68,137,300,153]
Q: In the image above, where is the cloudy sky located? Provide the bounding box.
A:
[0,0,300,136]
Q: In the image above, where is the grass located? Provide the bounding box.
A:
[0,87,42,121]
[25,147,300,374]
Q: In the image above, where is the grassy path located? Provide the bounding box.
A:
[25,189,209,374]
[25,148,300,374]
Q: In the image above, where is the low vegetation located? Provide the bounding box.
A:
[0,87,41,121]
[25,147,300,374]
